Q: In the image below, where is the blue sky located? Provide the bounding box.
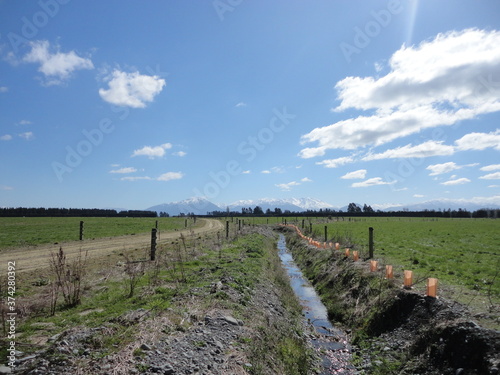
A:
[1,0,499,210]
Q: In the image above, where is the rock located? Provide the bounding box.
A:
[222,316,239,326]
[140,343,153,351]
[0,365,12,374]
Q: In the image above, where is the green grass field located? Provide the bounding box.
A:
[299,217,500,298]
[0,217,198,250]
[223,215,499,298]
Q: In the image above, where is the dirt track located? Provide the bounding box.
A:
[0,218,224,273]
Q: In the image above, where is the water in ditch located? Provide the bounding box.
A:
[277,234,356,375]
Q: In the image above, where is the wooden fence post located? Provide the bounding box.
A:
[150,228,157,261]
[368,227,374,259]
[226,221,229,239]
[79,221,84,241]
[324,225,328,243]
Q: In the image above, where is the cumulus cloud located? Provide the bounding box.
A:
[121,176,152,181]
[426,162,461,176]
[19,132,34,140]
[235,102,247,107]
[132,143,172,159]
[481,164,500,171]
[120,172,184,182]
[341,169,367,179]
[109,167,137,174]
[363,141,454,161]
[275,177,311,191]
[275,181,300,191]
[157,172,184,181]
[0,135,12,141]
[315,156,355,168]
[23,40,93,85]
[479,172,500,180]
[351,177,396,188]
[99,69,166,108]
[300,29,500,157]
[454,129,500,151]
[173,151,187,157]
[440,177,471,185]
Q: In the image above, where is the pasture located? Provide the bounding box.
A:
[0,217,198,250]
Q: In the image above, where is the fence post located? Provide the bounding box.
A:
[324,225,328,242]
[368,227,374,259]
[226,221,229,239]
[238,220,241,231]
[155,220,158,229]
[79,221,84,241]
[150,228,157,261]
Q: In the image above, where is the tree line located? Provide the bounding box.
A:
[208,203,499,219]
[0,207,157,217]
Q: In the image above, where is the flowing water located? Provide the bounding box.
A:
[277,234,356,374]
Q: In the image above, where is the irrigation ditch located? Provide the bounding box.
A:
[276,225,500,375]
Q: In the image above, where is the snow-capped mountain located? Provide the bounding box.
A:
[146,197,336,215]
[146,197,222,216]
[383,199,500,212]
[227,197,335,212]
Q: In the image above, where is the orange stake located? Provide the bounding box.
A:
[345,248,350,257]
[404,270,413,288]
[370,260,378,272]
[427,278,438,298]
[385,265,393,279]
[353,251,359,261]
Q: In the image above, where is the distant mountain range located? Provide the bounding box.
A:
[146,197,500,216]
[146,197,336,216]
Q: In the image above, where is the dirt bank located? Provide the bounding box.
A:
[281,227,499,375]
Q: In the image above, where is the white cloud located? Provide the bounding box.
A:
[488,185,499,188]
[157,172,184,181]
[275,181,300,191]
[23,40,93,85]
[235,102,247,107]
[351,177,396,188]
[109,167,137,174]
[0,135,12,141]
[454,129,500,151]
[426,162,461,176]
[99,69,166,108]
[440,177,471,185]
[479,172,500,180]
[261,170,271,174]
[261,167,284,174]
[301,177,312,182]
[17,120,32,126]
[363,141,454,161]
[315,156,355,168]
[173,151,187,157]
[341,169,367,179]
[0,86,8,93]
[1,185,13,191]
[19,132,34,140]
[132,143,172,159]
[242,170,251,174]
[481,164,500,172]
[121,176,152,181]
[300,29,500,157]
[413,194,425,198]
